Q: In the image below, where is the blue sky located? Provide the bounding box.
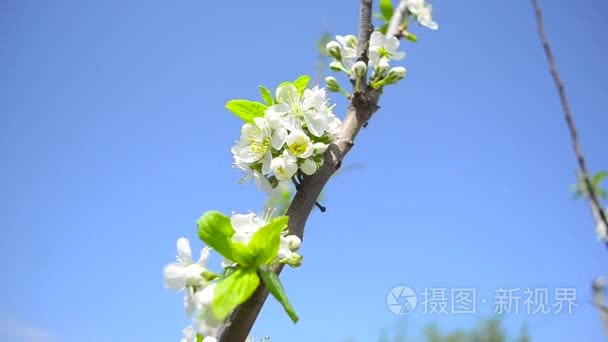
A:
[1,0,607,341]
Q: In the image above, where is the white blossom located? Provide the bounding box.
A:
[406,0,438,30]
[368,31,405,68]
[233,82,342,189]
[285,131,314,159]
[231,212,263,245]
[270,150,298,181]
[265,84,305,132]
[334,35,358,69]
[163,238,210,291]
[232,117,273,164]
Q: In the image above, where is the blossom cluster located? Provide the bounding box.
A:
[165,1,440,341]
[163,211,301,341]
[324,0,438,93]
[232,83,342,192]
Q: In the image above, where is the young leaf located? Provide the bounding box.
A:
[231,241,256,267]
[592,171,608,186]
[212,268,260,321]
[379,23,389,35]
[380,0,394,21]
[293,75,311,95]
[225,100,267,123]
[259,85,273,106]
[259,266,299,323]
[248,216,289,266]
[197,211,235,261]
[373,13,387,21]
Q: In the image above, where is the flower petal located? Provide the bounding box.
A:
[300,158,317,175]
[275,83,298,104]
[176,238,193,265]
[271,128,287,150]
[231,213,256,231]
[261,151,272,175]
[197,246,211,265]
[392,51,406,61]
[163,262,187,291]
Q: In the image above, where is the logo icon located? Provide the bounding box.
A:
[387,285,417,315]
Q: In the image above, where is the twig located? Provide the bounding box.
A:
[592,277,608,337]
[218,1,391,340]
[530,0,608,248]
[387,0,409,38]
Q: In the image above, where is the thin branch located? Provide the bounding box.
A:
[387,0,409,38]
[218,1,378,340]
[530,0,608,248]
[592,277,608,337]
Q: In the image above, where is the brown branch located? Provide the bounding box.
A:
[592,277,608,337]
[218,1,382,341]
[530,0,608,248]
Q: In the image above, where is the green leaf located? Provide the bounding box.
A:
[259,266,299,323]
[380,0,394,20]
[212,268,260,321]
[248,216,289,266]
[373,13,387,21]
[231,241,256,267]
[293,75,311,95]
[592,171,608,186]
[197,211,236,261]
[259,85,273,106]
[379,23,389,35]
[225,100,267,123]
[196,334,203,342]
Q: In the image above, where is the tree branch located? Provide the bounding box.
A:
[592,277,608,337]
[530,0,608,248]
[387,0,409,38]
[218,1,380,341]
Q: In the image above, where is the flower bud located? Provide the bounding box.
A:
[405,31,418,42]
[374,59,390,79]
[329,60,346,72]
[386,66,407,84]
[285,235,302,251]
[326,41,342,60]
[351,61,368,78]
[300,158,317,176]
[325,76,340,92]
[345,35,358,48]
[313,142,328,155]
[284,253,303,268]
